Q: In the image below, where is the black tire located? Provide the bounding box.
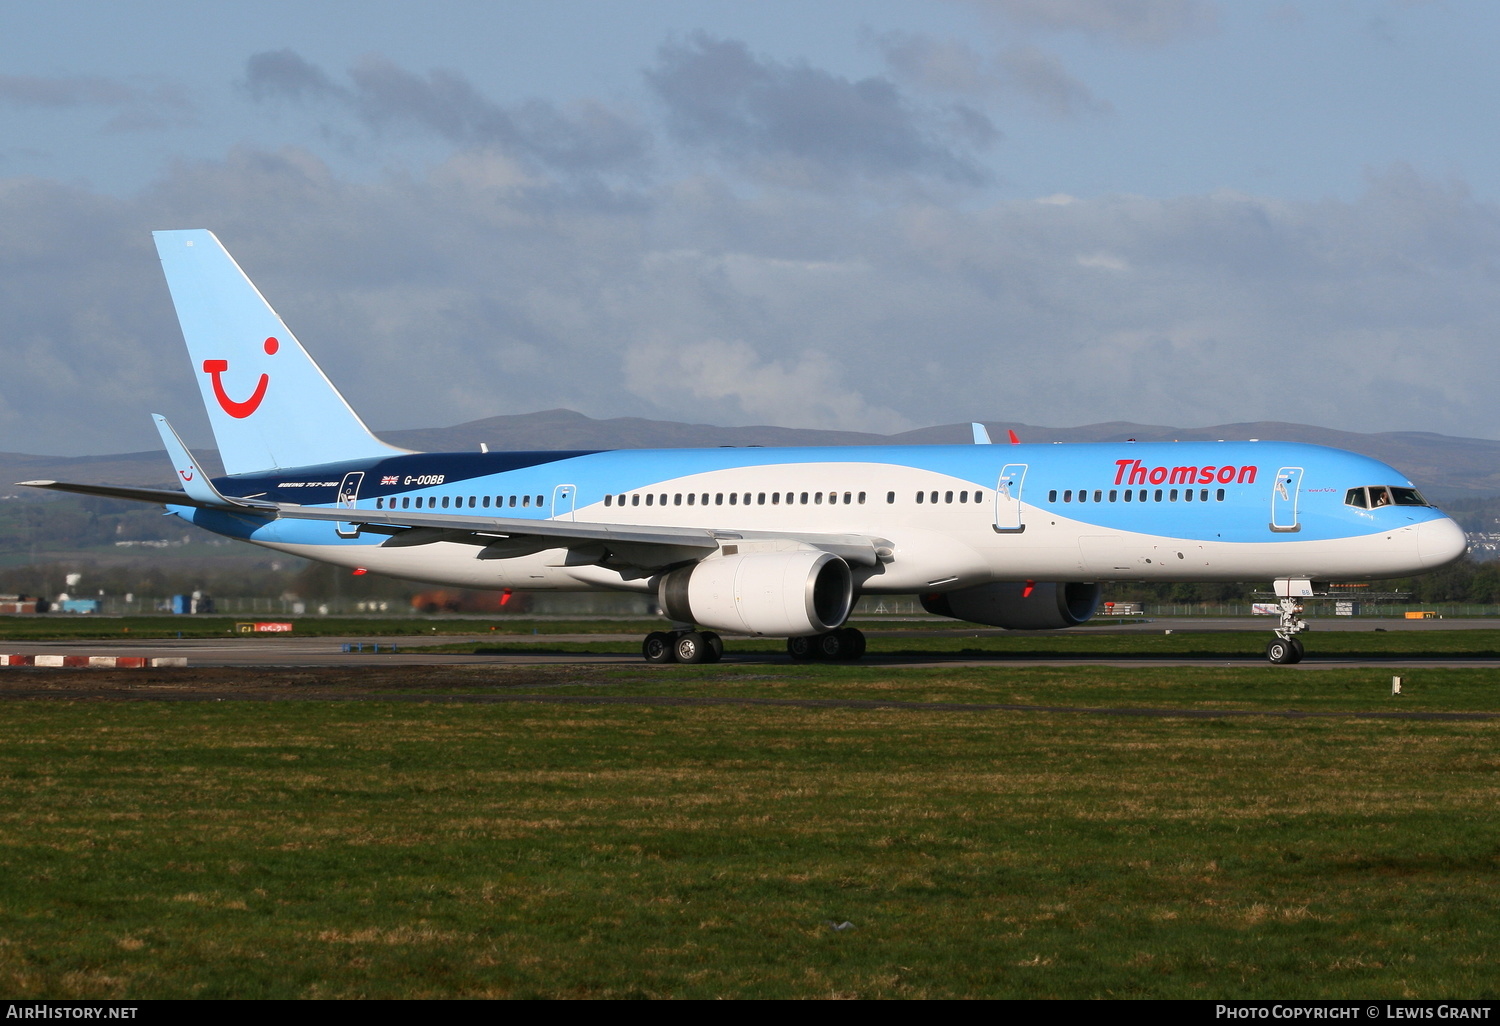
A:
[643,631,675,664]
[1288,637,1305,663]
[836,627,866,661]
[815,631,845,660]
[700,631,724,663]
[674,631,707,664]
[787,636,815,661]
[1266,638,1295,664]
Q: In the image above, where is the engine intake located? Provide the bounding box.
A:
[659,550,854,636]
[921,581,1101,630]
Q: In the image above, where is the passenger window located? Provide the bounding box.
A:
[522,495,530,508]
[1094,490,1102,503]
[1077,490,1086,504]
[1184,489,1193,502]
[930,491,939,504]
[673,494,682,506]
[944,491,953,504]
[958,491,967,503]
[1200,489,1208,502]
[686,493,694,505]
[916,492,924,504]
[646,495,653,506]
[702,494,709,505]
[815,493,823,505]
[1049,490,1058,502]
[1169,489,1178,502]
[1123,490,1132,502]
[442,496,450,508]
[758,493,766,505]
[483,496,491,508]
[857,492,865,504]
[402,497,410,509]
[886,492,895,504]
[1216,488,1225,501]
[729,493,737,505]
[800,492,808,504]
[715,493,723,505]
[772,492,781,504]
[1154,489,1163,502]
[846,492,854,504]
[1064,490,1072,502]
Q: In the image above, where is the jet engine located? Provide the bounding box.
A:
[659,550,854,636]
[921,581,1101,630]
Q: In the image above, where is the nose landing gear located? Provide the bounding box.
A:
[1265,579,1311,664]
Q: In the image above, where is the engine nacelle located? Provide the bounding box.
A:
[659,550,854,636]
[921,581,1101,630]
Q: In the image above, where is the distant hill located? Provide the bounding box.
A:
[4,410,1498,499]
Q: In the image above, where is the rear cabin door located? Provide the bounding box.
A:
[551,483,577,521]
[994,463,1028,533]
[1270,466,1303,532]
[336,471,365,539]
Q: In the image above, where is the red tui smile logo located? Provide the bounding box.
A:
[203,337,278,418]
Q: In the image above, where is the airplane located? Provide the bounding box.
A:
[21,229,1469,665]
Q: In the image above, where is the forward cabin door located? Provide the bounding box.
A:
[1270,466,1303,532]
[335,471,365,539]
[994,463,1028,533]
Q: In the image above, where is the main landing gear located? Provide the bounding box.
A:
[642,629,724,664]
[1265,592,1309,664]
[786,627,867,662]
[638,626,869,663]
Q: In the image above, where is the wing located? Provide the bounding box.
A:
[270,502,889,571]
[17,480,886,572]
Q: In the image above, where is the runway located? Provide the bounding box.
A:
[3,618,1498,669]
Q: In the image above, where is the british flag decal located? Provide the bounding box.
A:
[381,475,398,485]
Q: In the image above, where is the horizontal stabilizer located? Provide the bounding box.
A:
[16,479,273,513]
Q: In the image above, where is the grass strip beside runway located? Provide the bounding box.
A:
[0,669,1498,998]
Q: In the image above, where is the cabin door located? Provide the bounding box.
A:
[335,471,365,539]
[994,464,1028,533]
[551,483,577,521]
[1270,466,1303,532]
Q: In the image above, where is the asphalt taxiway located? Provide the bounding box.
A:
[2,618,1498,670]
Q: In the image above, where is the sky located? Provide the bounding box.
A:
[3,0,1500,456]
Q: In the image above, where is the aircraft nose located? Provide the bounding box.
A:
[1417,517,1468,568]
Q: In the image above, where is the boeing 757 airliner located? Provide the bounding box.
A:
[21,230,1469,664]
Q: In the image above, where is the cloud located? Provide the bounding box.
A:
[2,150,1499,458]
[623,338,910,433]
[874,32,1109,120]
[644,32,998,187]
[969,0,1220,46]
[242,50,650,174]
[0,73,195,131]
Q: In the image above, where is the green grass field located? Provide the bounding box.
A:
[0,663,1497,998]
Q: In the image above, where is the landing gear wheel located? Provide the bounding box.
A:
[643,631,675,664]
[787,636,815,661]
[700,631,724,664]
[835,627,866,661]
[1265,638,1302,665]
[815,631,846,660]
[674,631,708,664]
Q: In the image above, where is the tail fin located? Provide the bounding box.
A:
[153,229,405,475]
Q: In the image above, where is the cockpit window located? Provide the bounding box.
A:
[1346,486,1430,509]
